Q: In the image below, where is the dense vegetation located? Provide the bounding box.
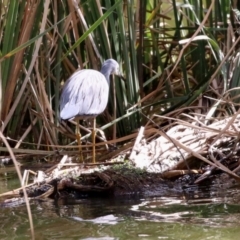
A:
[0,0,239,159]
[1,1,240,236]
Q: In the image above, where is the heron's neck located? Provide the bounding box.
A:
[101,66,111,85]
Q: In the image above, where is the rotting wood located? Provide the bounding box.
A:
[128,113,240,182]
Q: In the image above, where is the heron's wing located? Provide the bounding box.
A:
[60,69,109,120]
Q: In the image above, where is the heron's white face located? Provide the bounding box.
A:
[112,66,120,75]
[101,59,121,77]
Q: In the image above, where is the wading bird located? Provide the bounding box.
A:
[60,59,121,163]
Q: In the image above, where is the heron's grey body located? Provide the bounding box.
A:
[60,59,119,120]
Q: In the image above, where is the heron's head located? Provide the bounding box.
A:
[101,59,121,76]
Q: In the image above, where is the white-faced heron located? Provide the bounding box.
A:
[60,59,121,163]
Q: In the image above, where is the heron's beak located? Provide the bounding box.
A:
[118,74,126,81]
[116,71,125,81]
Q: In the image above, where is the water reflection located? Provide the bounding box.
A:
[71,214,120,225]
[2,164,240,239]
[1,187,240,239]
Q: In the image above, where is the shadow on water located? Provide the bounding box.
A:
[1,187,240,239]
[1,166,240,239]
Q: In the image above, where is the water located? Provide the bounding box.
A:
[1,169,240,239]
[1,186,240,240]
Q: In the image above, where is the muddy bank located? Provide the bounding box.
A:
[20,165,240,200]
[0,159,239,208]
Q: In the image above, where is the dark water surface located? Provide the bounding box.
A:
[1,170,240,239]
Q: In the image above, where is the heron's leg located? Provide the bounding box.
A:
[92,118,96,163]
[76,121,83,162]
